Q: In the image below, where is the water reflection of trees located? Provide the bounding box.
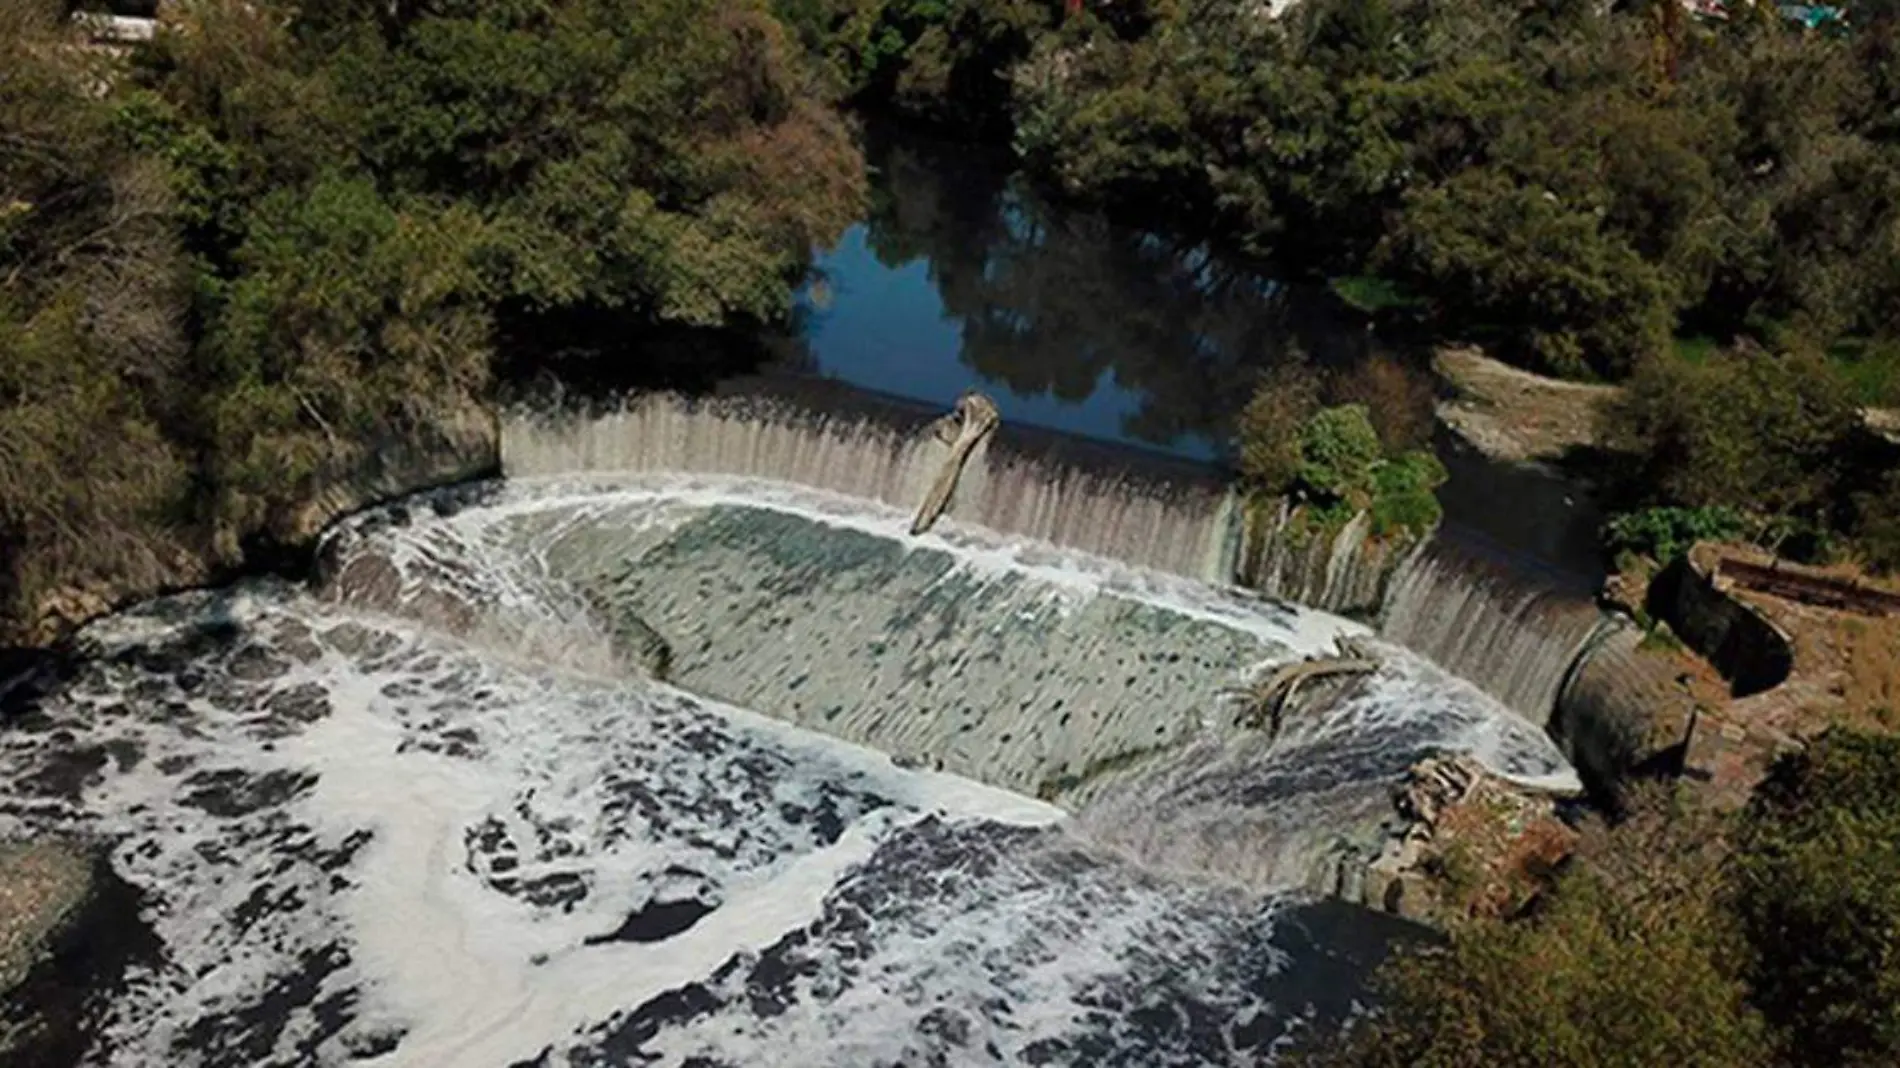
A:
[858,129,1374,453]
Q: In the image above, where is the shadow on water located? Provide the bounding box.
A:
[491,304,813,410]
[484,120,1608,577]
[800,122,1383,465]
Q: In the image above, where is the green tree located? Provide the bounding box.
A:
[198,175,493,547]
[1602,347,1861,532]
[0,2,194,637]
[1378,167,1674,378]
[1734,731,1900,1067]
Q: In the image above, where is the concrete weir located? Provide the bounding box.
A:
[501,379,1247,583]
[315,454,1578,892]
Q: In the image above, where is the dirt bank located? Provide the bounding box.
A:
[1434,346,1900,463]
[1432,348,1614,465]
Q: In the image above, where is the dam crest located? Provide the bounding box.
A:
[503,382,1619,734]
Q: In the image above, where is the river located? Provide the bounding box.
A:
[0,131,1602,1067]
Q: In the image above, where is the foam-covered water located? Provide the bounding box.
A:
[0,475,1574,1066]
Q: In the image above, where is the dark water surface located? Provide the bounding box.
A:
[798,129,1370,465]
[796,127,1605,577]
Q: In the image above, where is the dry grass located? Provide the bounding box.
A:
[1332,354,1437,452]
[1837,617,1900,730]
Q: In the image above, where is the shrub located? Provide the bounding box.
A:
[1237,376,1447,538]
[1603,505,1751,565]
[1304,785,1770,1068]
[1235,363,1321,494]
[1733,731,1900,1068]
[1331,354,1438,453]
[1854,469,1900,574]
[1370,451,1448,536]
[1297,404,1385,506]
[1602,348,1861,526]
[1303,866,1769,1068]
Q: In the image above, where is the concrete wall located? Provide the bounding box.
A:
[1551,621,1698,801]
[1650,556,1794,699]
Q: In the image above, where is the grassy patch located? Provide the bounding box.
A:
[1329,274,1427,313]
[1828,337,1900,408]
[1672,334,1720,366]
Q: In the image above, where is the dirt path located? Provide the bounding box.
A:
[1432,347,1616,464]
[1435,346,1900,461]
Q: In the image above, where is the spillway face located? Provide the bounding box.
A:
[0,476,1575,1067]
[539,504,1275,803]
[1377,534,1610,727]
[502,389,1243,583]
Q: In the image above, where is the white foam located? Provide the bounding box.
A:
[359,473,1361,658]
[0,477,1577,1066]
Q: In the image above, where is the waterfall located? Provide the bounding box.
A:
[502,380,1243,583]
[1237,499,1425,618]
[1377,528,1610,726]
[0,467,1579,1065]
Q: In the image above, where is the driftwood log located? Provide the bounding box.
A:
[1229,635,1380,736]
[910,392,1000,536]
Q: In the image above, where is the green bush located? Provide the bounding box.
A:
[1303,855,1769,1067]
[1370,451,1448,536]
[1734,731,1900,1068]
[1602,349,1861,526]
[1297,404,1385,505]
[1603,506,1751,565]
[1236,377,1446,538]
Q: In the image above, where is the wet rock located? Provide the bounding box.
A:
[0,840,160,1067]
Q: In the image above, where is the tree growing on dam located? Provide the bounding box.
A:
[1235,374,1447,538]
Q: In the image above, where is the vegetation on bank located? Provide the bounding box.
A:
[787,0,1900,568]
[1304,729,1900,1068]
[815,0,1900,382]
[1599,344,1900,571]
[1234,355,1446,538]
[0,0,863,641]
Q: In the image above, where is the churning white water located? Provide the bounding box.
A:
[0,475,1574,1067]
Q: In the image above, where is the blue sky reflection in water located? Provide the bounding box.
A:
[794,133,1363,465]
[800,223,1220,459]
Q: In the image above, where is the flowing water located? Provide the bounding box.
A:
[503,388,1243,583]
[784,128,1616,728]
[1380,533,1611,728]
[0,473,1575,1067]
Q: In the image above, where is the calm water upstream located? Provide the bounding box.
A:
[797,129,1371,465]
[795,128,1605,577]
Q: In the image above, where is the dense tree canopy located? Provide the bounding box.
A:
[0,0,863,639]
[993,0,1900,379]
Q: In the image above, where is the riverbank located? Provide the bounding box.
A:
[0,409,498,656]
[1432,348,1614,466]
[1435,346,1900,466]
